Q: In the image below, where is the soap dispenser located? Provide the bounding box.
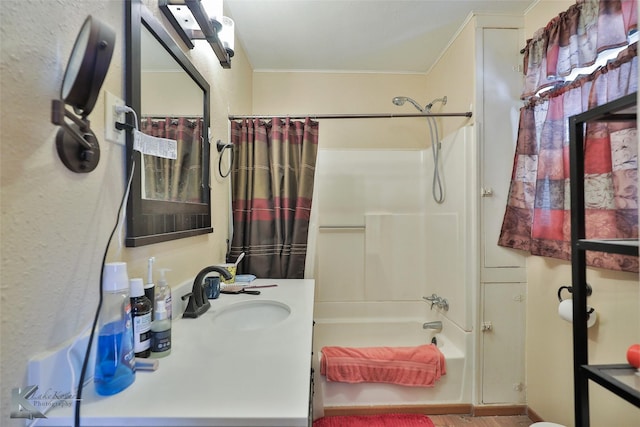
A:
[150,299,171,358]
[156,268,172,320]
[94,262,135,396]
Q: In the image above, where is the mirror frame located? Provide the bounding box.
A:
[125,0,212,247]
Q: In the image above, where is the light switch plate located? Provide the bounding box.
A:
[104,90,126,146]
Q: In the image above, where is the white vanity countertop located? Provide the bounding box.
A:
[39,278,315,427]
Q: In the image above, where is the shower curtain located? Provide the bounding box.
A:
[499,45,638,272]
[141,117,203,202]
[229,117,319,279]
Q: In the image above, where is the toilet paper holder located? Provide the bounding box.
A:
[557,283,593,302]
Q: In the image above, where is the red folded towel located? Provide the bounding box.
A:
[320,344,446,387]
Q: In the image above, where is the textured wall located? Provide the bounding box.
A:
[0,1,252,423]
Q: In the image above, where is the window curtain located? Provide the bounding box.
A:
[499,0,638,272]
[140,117,203,202]
[498,41,638,271]
[229,118,319,279]
[522,0,637,98]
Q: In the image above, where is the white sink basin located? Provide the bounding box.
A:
[210,300,291,331]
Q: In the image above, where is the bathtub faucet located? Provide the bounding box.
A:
[422,294,449,311]
[423,321,443,331]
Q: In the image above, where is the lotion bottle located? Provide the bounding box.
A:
[94,262,135,396]
[150,299,171,358]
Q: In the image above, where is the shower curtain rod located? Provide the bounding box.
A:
[228,111,473,120]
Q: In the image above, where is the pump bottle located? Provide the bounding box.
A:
[155,268,172,320]
[150,299,171,358]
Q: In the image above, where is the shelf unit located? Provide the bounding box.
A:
[568,92,639,427]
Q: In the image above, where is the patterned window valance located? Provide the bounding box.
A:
[521,0,637,98]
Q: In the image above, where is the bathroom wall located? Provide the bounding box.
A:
[523,2,640,426]
[252,72,429,149]
[0,0,252,423]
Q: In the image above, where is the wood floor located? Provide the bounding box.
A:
[429,415,534,427]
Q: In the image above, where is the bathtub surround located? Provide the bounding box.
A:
[313,130,474,331]
[311,128,475,414]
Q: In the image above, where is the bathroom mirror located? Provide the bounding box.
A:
[125,0,212,246]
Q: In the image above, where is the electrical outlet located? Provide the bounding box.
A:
[104,90,126,146]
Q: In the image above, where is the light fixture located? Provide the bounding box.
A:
[51,15,116,173]
[159,0,232,68]
[218,16,235,58]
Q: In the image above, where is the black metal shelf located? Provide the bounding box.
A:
[581,364,640,408]
[569,92,638,427]
[576,239,639,256]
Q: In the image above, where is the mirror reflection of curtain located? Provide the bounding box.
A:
[229,118,319,279]
[141,117,203,202]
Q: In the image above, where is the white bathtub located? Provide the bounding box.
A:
[312,315,472,415]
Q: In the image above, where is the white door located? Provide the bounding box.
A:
[482,282,526,404]
[480,27,527,283]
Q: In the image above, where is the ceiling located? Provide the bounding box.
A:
[225,0,537,73]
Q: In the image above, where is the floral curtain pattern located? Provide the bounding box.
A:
[229,118,319,279]
[522,0,637,98]
[140,117,203,203]
[498,44,638,271]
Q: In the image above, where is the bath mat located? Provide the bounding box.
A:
[313,413,435,427]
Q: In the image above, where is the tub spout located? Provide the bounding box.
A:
[423,321,443,331]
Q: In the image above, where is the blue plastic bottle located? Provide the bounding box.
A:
[94,262,136,396]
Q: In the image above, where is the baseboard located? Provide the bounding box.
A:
[323,404,472,417]
[527,406,544,423]
[472,405,527,416]
[323,404,532,417]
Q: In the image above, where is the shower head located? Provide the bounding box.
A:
[425,96,448,112]
[391,96,424,113]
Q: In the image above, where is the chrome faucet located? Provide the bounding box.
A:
[182,266,233,318]
[422,293,449,311]
[423,321,443,331]
[423,293,440,309]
